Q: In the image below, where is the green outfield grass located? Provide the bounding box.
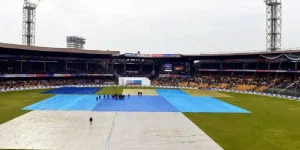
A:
[94,86,178,95]
[0,89,53,125]
[184,92,300,150]
[183,89,231,97]
[95,87,123,94]
[1,87,300,149]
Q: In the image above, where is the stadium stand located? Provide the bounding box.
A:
[152,73,294,92]
[2,42,300,97]
[0,77,114,90]
[0,61,111,74]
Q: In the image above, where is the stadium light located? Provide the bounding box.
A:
[22,0,41,46]
[264,0,282,52]
[24,0,41,7]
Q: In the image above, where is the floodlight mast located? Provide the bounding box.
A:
[264,0,282,52]
[22,0,40,46]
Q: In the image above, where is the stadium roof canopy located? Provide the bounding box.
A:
[1,42,300,60]
[182,49,300,57]
[113,50,300,60]
[0,42,120,55]
[181,49,300,59]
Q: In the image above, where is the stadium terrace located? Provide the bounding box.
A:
[1,42,300,97]
[2,42,300,150]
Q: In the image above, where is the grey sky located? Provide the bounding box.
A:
[0,0,299,54]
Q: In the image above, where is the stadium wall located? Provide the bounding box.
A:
[1,85,299,101]
[118,77,151,86]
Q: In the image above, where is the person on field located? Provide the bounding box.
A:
[89,117,93,125]
[96,97,98,101]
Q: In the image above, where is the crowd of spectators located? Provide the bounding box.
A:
[193,75,272,89]
[153,74,276,91]
[0,78,114,90]
[0,62,111,75]
[152,73,300,94]
[152,77,189,86]
[270,77,298,89]
[0,69,111,75]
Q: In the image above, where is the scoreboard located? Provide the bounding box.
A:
[162,62,187,73]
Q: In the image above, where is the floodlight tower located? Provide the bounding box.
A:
[22,0,41,46]
[264,0,282,52]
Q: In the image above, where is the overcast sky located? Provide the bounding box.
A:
[0,0,299,54]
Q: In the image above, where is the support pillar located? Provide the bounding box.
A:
[20,59,23,73]
[187,62,191,76]
[296,62,299,97]
[295,62,298,80]
[199,62,201,76]
[66,61,68,71]
[86,61,89,71]
[268,62,271,78]
[220,62,223,76]
[243,63,245,77]
[44,59,46,73]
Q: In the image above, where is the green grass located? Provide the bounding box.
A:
[94,86,178,94]
[0,89,53,124]
[95,87,123,94]
[1,88,300,149]
[184,92,300,150]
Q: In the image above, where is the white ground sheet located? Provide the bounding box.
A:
[0,111,223,150]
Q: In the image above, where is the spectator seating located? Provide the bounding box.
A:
[151,74,293,93]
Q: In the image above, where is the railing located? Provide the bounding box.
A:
[278,82,296,94]
[1,85,299,101]
[0,74,113,78]
[209,88,300,101]
[0,85,197,93]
